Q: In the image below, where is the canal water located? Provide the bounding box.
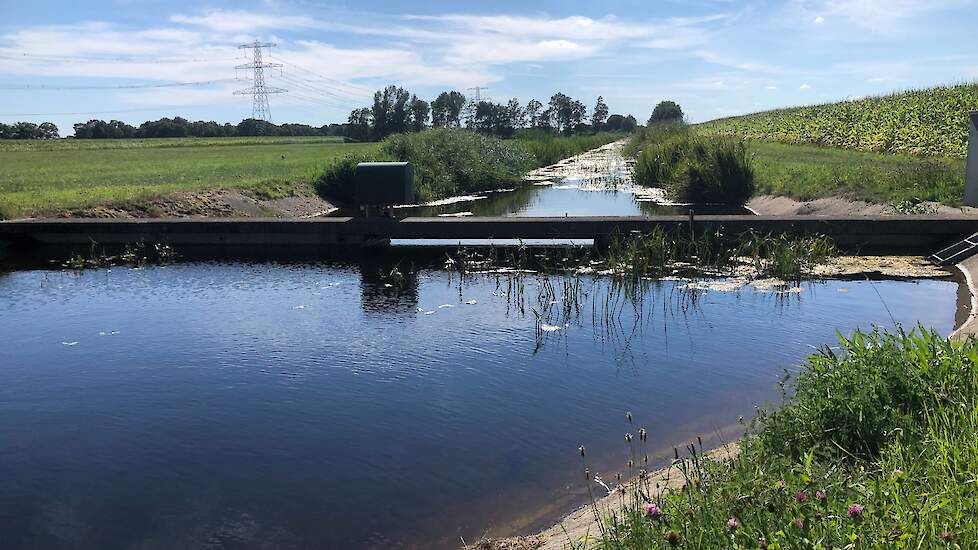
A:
[338,141,750,218]
[0,260,960,549]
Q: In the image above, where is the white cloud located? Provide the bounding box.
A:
[799,83,812,89]
[169,10,317,33]
[813,16,825,24]
[765,85,778,90]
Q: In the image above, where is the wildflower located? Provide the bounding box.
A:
[815,489,827,502]
[665,530,681,546]
[847,504,864,521]
[758,536,769,549]
[643,502,662,519]
[626,411,633,423]
[625,432,633,443]
[792,518,804,529]
[638,428,647,442]
[726,517,739,530]
[940,531,954,542]
[794,490,808,503]
[814,511,823,521]
[892,468,904,481]
[777,480,786,490]
[579,446,586,457]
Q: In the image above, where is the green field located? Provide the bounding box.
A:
[0,137,375,218]
[750,141,965,207]
[701,83,978,158]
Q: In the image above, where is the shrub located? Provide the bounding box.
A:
[380,128,535,201]
[634,133,755,205]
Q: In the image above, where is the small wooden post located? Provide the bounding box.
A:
[965,112,978,207]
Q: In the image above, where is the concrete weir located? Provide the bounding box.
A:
[1,215,977,257]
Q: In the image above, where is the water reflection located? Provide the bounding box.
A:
[0,260,960,550]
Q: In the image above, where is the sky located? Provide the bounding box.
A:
[1,0,977,134]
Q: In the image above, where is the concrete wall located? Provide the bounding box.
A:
[2,215,977,258]
[966,112,978,207]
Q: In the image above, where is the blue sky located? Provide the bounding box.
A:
[2,0,977,134]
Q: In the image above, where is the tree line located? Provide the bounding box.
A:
[69,117,345,139]
[342,86,640,141]
[0,121,60,139]
[0,94,681,141]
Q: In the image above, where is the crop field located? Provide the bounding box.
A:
[0,137,375,219]
[701,82,978,158]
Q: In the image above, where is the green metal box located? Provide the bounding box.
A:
[355,162,415,206]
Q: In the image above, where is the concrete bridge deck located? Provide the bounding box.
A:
[1,215,977,255]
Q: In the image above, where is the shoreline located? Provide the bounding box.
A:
[473,258,978,550]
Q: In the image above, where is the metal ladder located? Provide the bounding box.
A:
[930,232,978,266]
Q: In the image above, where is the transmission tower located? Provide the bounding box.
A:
[466,86,490,102]
[234,41,286,123]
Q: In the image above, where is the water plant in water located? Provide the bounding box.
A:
[573,327,978,549]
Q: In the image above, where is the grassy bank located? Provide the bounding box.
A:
[627,127,967,209]
[0,137,375,219]
[316,129,623,205]
[751,142,966,209]
[701,82,978,158]
[584,327,978,549]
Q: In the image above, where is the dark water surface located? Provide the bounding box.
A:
[0,262,959,549]
[391,184,750,218]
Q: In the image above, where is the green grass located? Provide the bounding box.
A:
[701,82,978,158]
[586,327,978,549]
[750,142,966,207]
[0,138,375,218]
[631,129,754,205]
[0,135,345,152]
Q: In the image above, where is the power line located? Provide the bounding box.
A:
[234,41,285,123]
[268,55,373,95]
[273,74,362,107]
[0,78,243,91]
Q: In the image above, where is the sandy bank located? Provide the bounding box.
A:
[471,445,739,550]
[60,188,337,219]
[747,194,978,217]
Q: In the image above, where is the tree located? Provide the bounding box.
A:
[370,85,411,139]
[623,115,638,132]
[431,91,466,128]
[647,101,684,126]
[591,96,609,131]
[547,93,587,134]
[525,99,545,128]
[506,98,526,130]
[408,95,430,132]
[346,108,372,141]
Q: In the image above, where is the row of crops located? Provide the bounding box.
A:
[700,83,978,158]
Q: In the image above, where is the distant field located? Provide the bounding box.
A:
[701,82,978,158]
[0,135,347,152]
[750,142,965,207]
[0,137,375,219]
